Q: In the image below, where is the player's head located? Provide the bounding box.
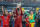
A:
[5,9,7,14]
[9,12,12,16]
[4,12,8,16]
[6,12,8,15]
[30,11,33,15]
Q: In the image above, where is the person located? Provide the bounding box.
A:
[38,12,40,27]
[12,8,15,27]
[9,12,13,27]
[22,8,38,27]
[14,4,23,27]
[12,15,15,27]
[25,15,29,27]
[0,14,1,27]
[35,11,39,27]
[1,12,10,27]
[1,6,10,27]
[9,8,15,27]
[14,13,17,27]
[22,11,26,27]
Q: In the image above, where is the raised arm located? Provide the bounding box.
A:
[15,8,18,15]
[20,7,22,15]
[22,8,30,16]
[34,8,39,16]
[2,6,4,14]
[25,12,30,16]
[34,11,37,16]
[12,8,15,15]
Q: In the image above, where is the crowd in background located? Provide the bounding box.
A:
[0,0,40,3]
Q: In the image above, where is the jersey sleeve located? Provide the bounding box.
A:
[25,12,30,16]
[34,12,37,16]
[15,8,18,15]
[20,7,23,16]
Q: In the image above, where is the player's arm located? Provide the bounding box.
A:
[15,8,18,15]
[12,8,16,21]
[25,12,30,16]
[34,8,39,16]
[22,8,30,16]
[34,11,37,16]
[20,6,22,15]
[12,8,15,14]
[34,10,38,16]
[2,6,4,14]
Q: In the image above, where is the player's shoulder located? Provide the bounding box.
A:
[7,14,10,17]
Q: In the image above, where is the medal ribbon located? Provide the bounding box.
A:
[29,15,33,20]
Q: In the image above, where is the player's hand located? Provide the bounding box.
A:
[22,8,25,12]
[36,8,39,11]
[36,11,38,13]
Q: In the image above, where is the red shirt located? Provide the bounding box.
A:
[0,21,1,26]
[14,15,17,22]
[15,8,23,23]
[17,15,22,23]
[0,18,1,26]
[25,18,29,26]
[1,15,10,25]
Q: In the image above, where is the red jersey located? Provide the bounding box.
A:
[0,17,1,26]
[0,21,1,26]
[17,15,22,23]
[1,15,10,25]
[25,18,29,26]
[15,7,23,23]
